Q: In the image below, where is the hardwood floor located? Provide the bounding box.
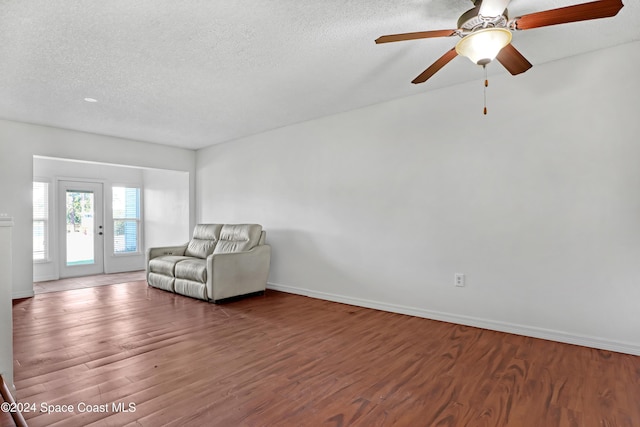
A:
[10,279,640,426]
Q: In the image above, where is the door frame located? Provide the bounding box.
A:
[58,180,105,278]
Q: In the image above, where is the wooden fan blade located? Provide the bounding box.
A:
[479,0,512,17]
[412,48,458,84]
[496,43,533,75]
[514,0,624,30]
[375,29,457,44]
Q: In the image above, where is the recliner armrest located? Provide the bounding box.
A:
[146,244,188,262]
[206,245,271,302]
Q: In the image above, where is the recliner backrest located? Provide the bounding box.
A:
[185,224,223,258]
[213,224,263,254]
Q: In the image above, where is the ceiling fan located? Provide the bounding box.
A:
[376,0,625,84]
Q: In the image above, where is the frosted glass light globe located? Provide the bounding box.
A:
[455,28,512,66]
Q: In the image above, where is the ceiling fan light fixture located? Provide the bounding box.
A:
[455,28,512,66]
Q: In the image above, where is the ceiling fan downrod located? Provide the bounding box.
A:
[483,65,488,115]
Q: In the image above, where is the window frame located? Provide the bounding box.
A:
[33,179,51,263]
[111,186,142,256]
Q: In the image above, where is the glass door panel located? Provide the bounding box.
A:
[59,181,104,278]
[65,190,95,266]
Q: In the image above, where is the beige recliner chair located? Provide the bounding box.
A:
[146,224,271,302]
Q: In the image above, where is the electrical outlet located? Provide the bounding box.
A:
[454,273,465,287]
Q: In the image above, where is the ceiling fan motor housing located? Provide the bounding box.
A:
[458,1,508,31]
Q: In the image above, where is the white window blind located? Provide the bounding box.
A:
[33,181,49,261]
[112,187,141,254]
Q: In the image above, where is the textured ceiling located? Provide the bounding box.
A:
[0,0,638,150]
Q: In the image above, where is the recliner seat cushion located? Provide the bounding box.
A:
[213,224,262,254]
[149,255,190,277]
[175,258,207,283]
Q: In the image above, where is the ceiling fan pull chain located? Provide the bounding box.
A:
[483,64,488,115]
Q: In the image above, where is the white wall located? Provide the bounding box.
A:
[0,120,196,298]
[143,168,191,248]
[197,41,640,355]
[0,218,14,393]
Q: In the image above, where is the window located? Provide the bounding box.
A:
[112,187,141,254]
[33,181,49,261]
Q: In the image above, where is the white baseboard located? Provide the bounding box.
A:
[12,289,35,300]
[267,282,640,356]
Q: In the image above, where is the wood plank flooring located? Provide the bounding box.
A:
[10,279,640,426]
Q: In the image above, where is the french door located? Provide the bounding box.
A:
[58,181,104,277]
